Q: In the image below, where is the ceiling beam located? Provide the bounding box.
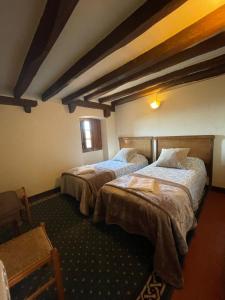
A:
[0,96,38,113]
[91,32,225,102]
[14,0,79,99]
[99,53,225,103]
[42,0,187,101]
[160,64,225,93]
[66,100,114,118]
[63,5,225,104]
[65,33,225,104]
[112,63,225,106]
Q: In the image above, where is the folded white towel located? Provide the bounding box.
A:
[127,176,159,194]
[71,166,96,175]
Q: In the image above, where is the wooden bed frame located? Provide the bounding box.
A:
[118,135,214,185]
[155,135,215,186]
[119,137,153,162]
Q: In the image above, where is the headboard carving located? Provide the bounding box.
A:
[119,137,153,162]
[155,135,215,186]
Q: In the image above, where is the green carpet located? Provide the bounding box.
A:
[0,194,166,300]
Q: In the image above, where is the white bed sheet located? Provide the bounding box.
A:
[135,157,207,211]
[93,155,148,178]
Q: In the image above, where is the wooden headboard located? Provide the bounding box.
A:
[155,135,215,185]
[119,137,153,162]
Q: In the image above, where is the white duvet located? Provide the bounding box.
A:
[93,154,148,178]
[135,157,207,211]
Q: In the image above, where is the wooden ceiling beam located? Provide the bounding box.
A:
[66,100,114,118]
[91,32,225,102]
[99,53,225,103]
[14,0,79,99]
[63,5,225,104]
[160,64,225,92]
[0,96,38,113]
[112,63,225,106]
[42,0,187,101]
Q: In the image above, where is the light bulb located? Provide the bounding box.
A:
[150,100,160,109]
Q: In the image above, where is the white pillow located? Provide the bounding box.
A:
[112,148,137,163]
[155,148,190,169]
[181,157,207,175]
[129,154,148,165]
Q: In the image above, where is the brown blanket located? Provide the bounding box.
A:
[93,174,196,288]
[61,169,115,215]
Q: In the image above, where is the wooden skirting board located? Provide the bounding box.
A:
[29,187,60,203]
[211,186,225,193]
[27,184,225,204]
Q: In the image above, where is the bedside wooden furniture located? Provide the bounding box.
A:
[0,190,22,233]
[0,223,64,300]
[15,187,32,225]
[0,187,32,234]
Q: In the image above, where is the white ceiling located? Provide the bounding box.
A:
[0,0,46,96]
[102,46,225,99]
[1,0,225,102]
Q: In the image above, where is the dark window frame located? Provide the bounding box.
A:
[80,118,102,153]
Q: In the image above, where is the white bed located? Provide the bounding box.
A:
[135,157,207,212]
[61,137,152,215]
[93,135,214,287]
[61,154,148,215]
[93,157,207,287]
[92,154,148,177]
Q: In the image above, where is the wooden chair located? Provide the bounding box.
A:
[0,187,32,235]
[0,223,64,300]
[0,190,22,235]
[15,187,32,226]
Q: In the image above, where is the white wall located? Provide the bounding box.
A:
[115,75,225,188]
[101,114,119,161]
[1,75,225,196]
[0,99,117,196]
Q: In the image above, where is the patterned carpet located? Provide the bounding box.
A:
[0,194,168,300]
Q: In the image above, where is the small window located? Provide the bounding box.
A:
[80,118,102,152]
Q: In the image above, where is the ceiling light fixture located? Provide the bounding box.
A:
[150,94,160,109]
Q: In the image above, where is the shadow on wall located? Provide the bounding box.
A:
[55,177,61,189]
[213,135,225,188]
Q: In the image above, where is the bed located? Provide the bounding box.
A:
[93,135,214,288]
[61,137,152,216]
